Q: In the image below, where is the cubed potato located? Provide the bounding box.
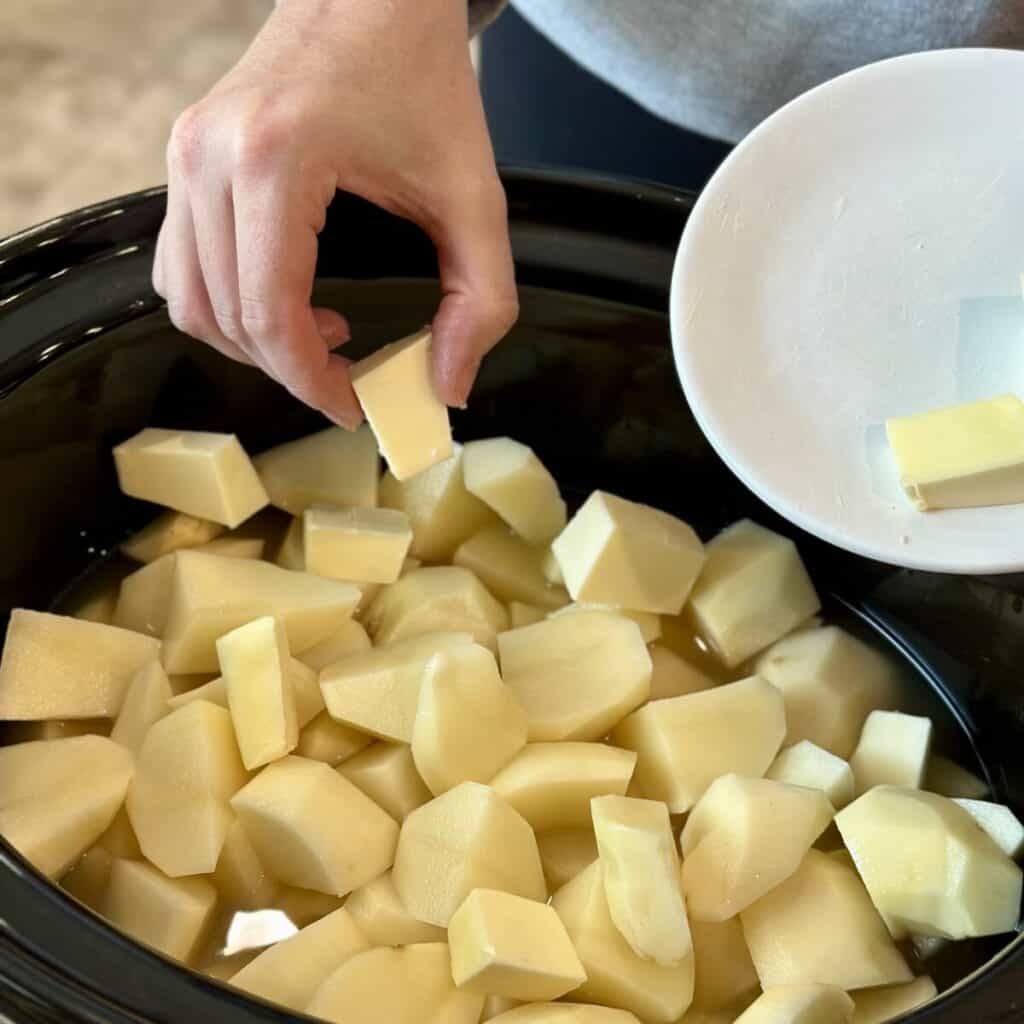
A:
[953,798,1024,858]
[275,886,345,928]
[217,617,299,770]
[254,424,379,514]
[162,551,360,673]
[0,609,161,719]
[296,618,371,671]
[110,660,172,753]
[851,977,937,1024]
[103,858,217,963]
[229,906,370,1011]
[307,943,483,1024]
[339,742,433,821]
[350,329,453,481]
[275,516,306,570]
[199,950,261,982]
[127,700,249,877]
[366,566,509,651]
[552,491,705,615]
[489,1007,641,1024]
[0,735,134,878]
[62,845,114,912]
[756,626,897,760]
[296,712,373,766]
[167,675,227,711]
[613,676,786,813]
[454,525,569,609]
[304,505,413,584]
[113,553,175,637]
[552,861,694,1023]
[680,774,834,921]
[592,796,692,966]
[537,828,599,891]
[113,428,268,528]
[412,644,528,795]
[392,781,546,927]
[379,443,497,562]
[690,917,760,1011]
[850,712,931,795]
[483,996,524,1020]
[739,850,912,990]
[450,888,586,1000]
[121,510,224,563]
[289,657,324,727]
[490,743,637,832]
[0,718,109,744]
[647,644,715,700]
[925,755,989,799]
[345,870,446,945]
[509,602,548,628]
[231,755,398,896]
[193,537,265,559]
[733,985,854,1024]
[834,786,1022,939]
[214,816,277,910]
[498,612,651,742]
[320,631,474,742]
[542,548,563,585]
[98,806,143,858]
[549,604,661,644]
[767,741,855,811]
[688,521,820,668]
[463,437,566,545]
[69,580,119,625]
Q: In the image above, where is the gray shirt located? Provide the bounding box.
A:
[473,1,1021,142]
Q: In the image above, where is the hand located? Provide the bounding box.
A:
[152,0,518,428]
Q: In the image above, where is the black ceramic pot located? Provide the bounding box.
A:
[0,171,1022,1023]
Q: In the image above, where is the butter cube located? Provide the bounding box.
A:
[450,888,586,1000]
[350,328,453,481]
[552,491,705,615]
[304,505,413,584]
[113,428,268,528]
[886,395,1024,510]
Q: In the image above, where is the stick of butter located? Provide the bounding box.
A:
[885,394,1024,511]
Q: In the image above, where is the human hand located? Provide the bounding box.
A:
[152,0,518,428]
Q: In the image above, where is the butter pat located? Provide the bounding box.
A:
[350,328,453,481]
[304,505,413,584]
[885,395,1024,511]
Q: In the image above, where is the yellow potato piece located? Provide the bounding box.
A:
[68,582,119,625]
[167,675,227,711]
[109,660,171,753]
[613,676,785,813]
[0,718,109,745]
[274,515,306,570]
[304,504,413,584]
[62,845,114,912]
[0,609,160,719]
[733,985,854,1024]
[551,861,694,1023]
[288,657,324,727]
[412,644,529,795]
[925,754,989,799]
[953,798,1024,858]
[509,601,548,628]
[296,617,371,671]
[850,711,931,795]
[739,850,912,990]
[688,520,820,668]
[680,774,834,921]
[113,553,176,637]
[490,743,637,832]
[296,712,373,766]
[851,977,937,1024]
[98,806,142,858]
[339,742,433,821]
[120,510,224,563]
[690,916,760,1011]
[450,888,586,1001]
[551,491,705,615]
[483,996,525,1020]
[592,796,691,966]
[834,786,1022,939]
[393,781,546,927]
[192,536,265,559]
[537,828,599,891]
[231,755,398,897]
[489,1007,641,1024]
[766,741,855,811]
[254,424,379,514]
[345,870,446,945]
[549,603,661,644]
[308,944,483,1023]
[113,427,268,528]
[647,643,715,700]
[213,816,277,910]
[498,612,651,742]
[274,886,344,928]
[0,735,133,879]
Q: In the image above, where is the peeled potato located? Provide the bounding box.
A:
[113,554,176,637]
[339,742,433,821]
[849,711,931,795]
[537,828,599,891]
[488,1007,641,1024]
[109,660,171,754]
[766,741,855,811]
[851,977,937,1024]
[953,798,1024,858]
[213,816,277,910]
[733,985,854,1024]
[548,604,661,645]
[297,618,371,672]
[345,870,446,946]
[304,504,413,585]
[120,510,224,563]
[689,916,760,1011]
[296,712,373,767]
[647,643,715,700]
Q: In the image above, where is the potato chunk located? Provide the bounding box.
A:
[925,754,989,799]
[766,741,855,810]
[463,437,566,545]
[0,735,134,878]
[592,796,691,966]
[498,612,651,742]
[537,828,599,891]
[339,742,433,821]
[213,816,277,910]
[850,711,931,795]
[851,977,937,1024]
[62,845,114,912]
[552,861,694,1023]
[0,609,160,719]
[304,505,413,584]
[490,743,637,832]
[680,774,834,921]
[953,798,1024,858]
[103,858,217,962]
[393,782,546,927]
[834,786,1022,939]
[688,521,820,667]
[613,676,785,813]
[166,675,227,710]
[254,424,379,514]
[733,985,854,1024]
[120,510,224,563]
[739,850,912,990]
[345,871,446,945]
[310,944,482,1024]
[552,491,705,615]
[110,660,172,753]
[296,711,373,766]
[450,888,586,1000]
[690,917,760,1011]
[412,644,529,795]
[647,643,715,700]
[113,553,176,637]
[549,603,661,644]
[297,618,371,671]
[489,1007,641,1024]
[113,427,268,528]
[509,602,547,628]
[350,328,453,481]
[162,551,360,672]
[231,755,398,896]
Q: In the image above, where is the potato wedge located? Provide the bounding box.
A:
[454,525,569,609]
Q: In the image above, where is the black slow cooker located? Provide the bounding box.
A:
[0,170,1022,1023]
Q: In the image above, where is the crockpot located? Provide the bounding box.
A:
[0,170,1022,1023]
